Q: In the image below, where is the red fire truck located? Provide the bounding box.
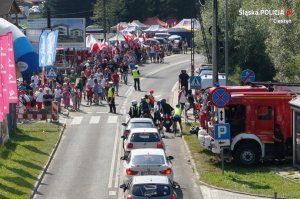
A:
[198,84,296,166]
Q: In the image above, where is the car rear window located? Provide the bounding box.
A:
[131,122,154,128]
[132,184,171,197]
[130,133,160,142]
[132,155,165,165]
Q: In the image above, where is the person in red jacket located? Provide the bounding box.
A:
[111,70,120,96]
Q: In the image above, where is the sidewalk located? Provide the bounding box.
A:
[170,87,270,199]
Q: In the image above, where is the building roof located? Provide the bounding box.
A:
[143,17,167,28]
[0,0,21,16]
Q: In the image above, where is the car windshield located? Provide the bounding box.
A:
[132,155,165,165]
[131,122,154,128]
[130,133,160,142]
[132,184,171,197]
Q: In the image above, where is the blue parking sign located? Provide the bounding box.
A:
[214,123,230,140]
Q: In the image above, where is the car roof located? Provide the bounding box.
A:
[131,148,165,156]
[129,118,153,123]
[132,175,169,185]
[130,128,158,133]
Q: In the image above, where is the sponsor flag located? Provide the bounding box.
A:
[39,30,48,67]
[45,30,59,66]
[7,32,18,103]
[39,30,59,67]
[0,34,9,114]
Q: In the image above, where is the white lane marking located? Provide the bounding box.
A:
[109,191,116,196]
[87,111,93,114]
[115,136,123,188]
[96,112,107,114]
[107,116,118,124]
[89,116,100,124]
[108,121,120,188]
[71,116,83,125]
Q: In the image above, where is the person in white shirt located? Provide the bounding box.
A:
[54,85,62,112]
[31,72,39,85]
[35,88,44,110]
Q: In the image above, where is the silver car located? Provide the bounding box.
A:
[120,175,178,199]
[122,148,174,182]
[122,118,155,138]
[123,128,165,156]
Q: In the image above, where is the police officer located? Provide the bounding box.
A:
[128,100,141,118]
[107,81,116,113]
[132,65,141,91]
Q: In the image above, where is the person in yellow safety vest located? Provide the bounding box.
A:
[173,104,183,134]
[131,65,141,91]
[107,82,116,113]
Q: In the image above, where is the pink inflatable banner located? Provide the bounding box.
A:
[0,33,9,115]
[7,32,18,103]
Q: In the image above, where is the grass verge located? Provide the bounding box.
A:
[0,122,61,199]
[183,123,300,199]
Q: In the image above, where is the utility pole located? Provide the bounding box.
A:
[225,0,229,85]
[212,0,218,86]
[47,8,51,29]
[191,18,195,76]
[103,0,107,40]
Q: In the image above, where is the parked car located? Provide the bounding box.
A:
[122,148,174,182]
[122,128,164,156]
[120,175,178,199]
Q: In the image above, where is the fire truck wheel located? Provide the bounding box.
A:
[234,143,260,167]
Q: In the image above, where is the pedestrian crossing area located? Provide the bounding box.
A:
[69,115,119,125]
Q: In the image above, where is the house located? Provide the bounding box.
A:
[0,0,22,26]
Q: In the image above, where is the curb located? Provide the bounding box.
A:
[170,84,280,199]
[30,118,67,199]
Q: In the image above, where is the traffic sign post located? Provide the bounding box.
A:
[218,108,225,123]
[214,123,230,147]
[241,69,255,83]
[46,66,58,79]
[190,76,201,89]
[211,87,231,108]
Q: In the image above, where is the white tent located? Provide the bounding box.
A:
[108,32,125,41]
[120,25,143,35]
[144,25,168,33]
[172,18,200,31]
[129,20,149,30]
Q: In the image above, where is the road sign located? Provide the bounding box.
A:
[214,123,230,146]
[241,69,255,83]
[190,76,201,89]
[218,108,225,123]
[46,66,58,78]
[211,87,231,108]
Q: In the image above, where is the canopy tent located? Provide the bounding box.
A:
[108,32,125,42]
[86,24,103,33]
[166,18,178,28]
[143,17,168,28]
[110,22,128,32]
[120,25,143,35]
[168,35,181,41]
[144,25,168,33]
[172,18,201,31]
[129,20,149,30]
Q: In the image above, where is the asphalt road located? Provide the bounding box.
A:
[33,53,205,199]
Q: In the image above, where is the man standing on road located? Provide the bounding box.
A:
[107,82,116,113]
[132,65,141,91]
[179,70,189,94]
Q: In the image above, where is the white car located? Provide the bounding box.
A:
[122,148,174,182]
[122,118,155,138]
[123,128,165,156]
[120,175,178,199]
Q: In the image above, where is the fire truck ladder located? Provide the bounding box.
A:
[199,8,211,63]
[248,81,300,93]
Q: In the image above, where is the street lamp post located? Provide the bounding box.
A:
[103,0,107,40]
[212,0,218,86]
[191,18,195,76]
[225,0,229,85]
